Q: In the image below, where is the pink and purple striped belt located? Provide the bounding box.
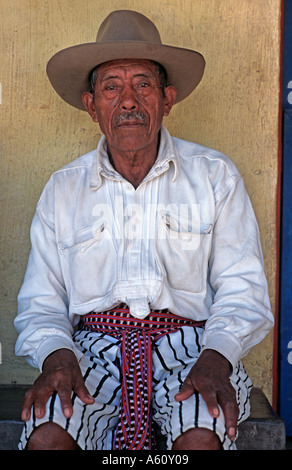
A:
[80,304,206,450]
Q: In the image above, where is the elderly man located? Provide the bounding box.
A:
[15,10,273,451]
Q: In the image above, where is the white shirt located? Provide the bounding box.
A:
[14,126,274,371]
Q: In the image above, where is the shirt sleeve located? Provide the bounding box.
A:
[14,187,82,370]
[201,175,274,369]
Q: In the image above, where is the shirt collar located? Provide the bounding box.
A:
[90,125,180,190]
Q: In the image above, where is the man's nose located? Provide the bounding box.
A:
[120,85,138,110]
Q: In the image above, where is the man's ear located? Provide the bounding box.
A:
[82,92,99,122]
[163,86,177,117]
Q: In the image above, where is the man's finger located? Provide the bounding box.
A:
[198,388,221,419]
[219,398,239,441]
[175,376,195,401]
[21,388,35,421]
[57,387,75,418]
[74,381,95,405]
[22,387,52,421]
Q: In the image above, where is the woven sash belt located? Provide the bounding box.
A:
[80,303,206,450]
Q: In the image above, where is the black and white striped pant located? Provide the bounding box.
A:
[19,325,252,450]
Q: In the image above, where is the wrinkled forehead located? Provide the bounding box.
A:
[96,59,159,81]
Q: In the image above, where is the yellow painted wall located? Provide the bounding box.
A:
[0,0,281,402]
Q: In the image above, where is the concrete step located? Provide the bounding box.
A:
[0,385,286,450]
[236,387,286,450]
[0,385,29,450]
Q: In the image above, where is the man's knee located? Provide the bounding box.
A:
[172,427,222,450]
[26,422,80,450]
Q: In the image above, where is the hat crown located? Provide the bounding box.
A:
[96,10,162,45]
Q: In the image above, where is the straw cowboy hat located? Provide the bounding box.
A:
[46,10,205,110]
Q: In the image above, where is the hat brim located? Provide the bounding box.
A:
[46,41,205,110]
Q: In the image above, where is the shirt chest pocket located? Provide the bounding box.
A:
[58,222,117,306]
[156,212,213,294]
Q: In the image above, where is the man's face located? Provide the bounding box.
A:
[82,59,176,154]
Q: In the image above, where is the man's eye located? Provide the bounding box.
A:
[136,82,154,94]
[105,85,116,91]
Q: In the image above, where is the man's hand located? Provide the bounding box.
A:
[175,349,238,441]
[21,349,94,422]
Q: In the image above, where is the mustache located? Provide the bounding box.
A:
[114,111,146,124]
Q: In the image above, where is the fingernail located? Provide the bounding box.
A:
[212,407,219,417]
[64,407,72,418]
[228,427,236,439]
